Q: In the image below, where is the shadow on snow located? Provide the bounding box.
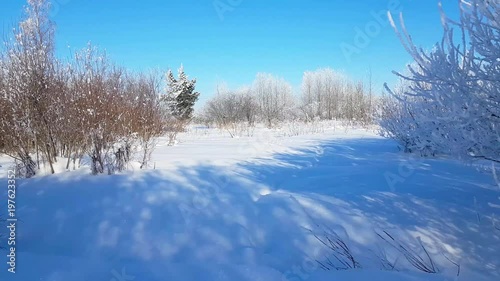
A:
[1,138,499,280]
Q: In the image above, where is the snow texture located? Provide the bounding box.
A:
[0,125,499,281]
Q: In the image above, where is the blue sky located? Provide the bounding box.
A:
[1,0,460,108]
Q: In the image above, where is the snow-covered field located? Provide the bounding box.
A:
[0,123,499,281]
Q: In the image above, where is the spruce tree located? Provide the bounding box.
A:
[164,65,200,121]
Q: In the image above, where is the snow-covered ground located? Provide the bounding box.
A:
[0,123,499,281]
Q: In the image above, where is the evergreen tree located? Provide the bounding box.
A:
[164,65,200,121]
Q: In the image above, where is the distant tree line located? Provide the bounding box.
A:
[200,69,375,131]
[0,0,199,177]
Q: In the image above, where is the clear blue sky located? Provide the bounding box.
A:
[1,0,460,108]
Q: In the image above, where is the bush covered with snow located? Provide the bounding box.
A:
[380,0,499,163]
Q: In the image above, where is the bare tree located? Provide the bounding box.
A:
[0,0,57,177]
[252,73,295,127]
[300,68,373,124]
[125,72,166,169]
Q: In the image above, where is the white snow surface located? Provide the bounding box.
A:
[0,123,499,281]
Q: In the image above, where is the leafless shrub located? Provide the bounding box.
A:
[164,117,186,146]
[202,86,258,138]
[123,72,165,168]
[381,1,500,163]
[0,0,56,177]
[0,0,183,176]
